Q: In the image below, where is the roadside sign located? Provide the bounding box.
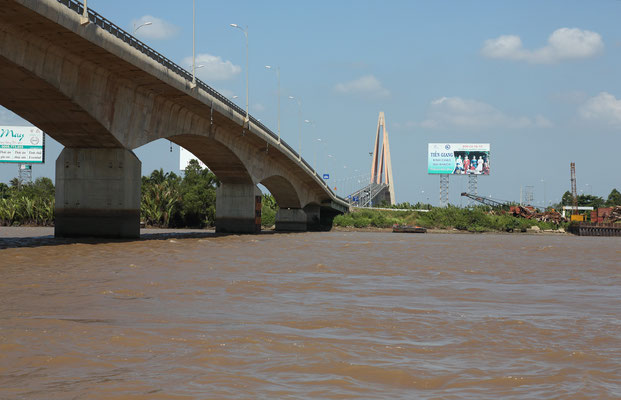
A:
[323,173,329,179]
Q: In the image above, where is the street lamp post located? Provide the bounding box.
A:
[191,0,197,88]
[265,65,281,143]
[81,0,89,24]
[304,119,320,171]
[230,23,249,127]
[289,96,302,159]
[315,138,326,171]
[133,21,152,33]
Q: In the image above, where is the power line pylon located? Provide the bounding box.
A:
[370,112,395,205]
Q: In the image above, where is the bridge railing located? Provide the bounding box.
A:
[55,0,344,203]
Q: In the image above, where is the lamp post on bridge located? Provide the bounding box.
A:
[191,0,197,88]
[81,0,89,24]
[133,21,152,34]
[288,96,302,160]
[230,23,249,128]
[304,119,321,172]
[265,65,281,144]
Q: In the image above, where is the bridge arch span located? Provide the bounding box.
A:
[171,134,253,185]
[260,175,301,209]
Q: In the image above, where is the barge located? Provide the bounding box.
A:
[570,222,621,237]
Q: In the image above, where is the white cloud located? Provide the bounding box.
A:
[131,15,179,40]
[421,96,550,130]
[334,75,390,97]
[482,28,603,64]
[579,92,621,126]
[182,53,241,81]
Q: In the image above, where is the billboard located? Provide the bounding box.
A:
[179,147,207,171]
[428,143,490,175]
[0,126,45,163]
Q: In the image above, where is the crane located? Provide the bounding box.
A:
[460,192,509,208]
[570,162,584,222]
[570,162,578,215]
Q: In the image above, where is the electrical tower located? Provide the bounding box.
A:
[18,164,32,186]
[524,185,534,205]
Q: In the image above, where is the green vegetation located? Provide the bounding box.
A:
[1,167,617,233]
[0,161,281,229]
[140,160,218,228]
[260,193,278,227]
[334,205,566,233]
[0,177,55,226]
[558,188,621,209]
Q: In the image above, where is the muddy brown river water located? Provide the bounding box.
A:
[0,227,620,399]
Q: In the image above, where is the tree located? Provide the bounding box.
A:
[560,191,573,206]
[577,194,605,208]
[0,183,9,199]
[261,193,278,227]
[179,160,219,227]
[606,188,621,207]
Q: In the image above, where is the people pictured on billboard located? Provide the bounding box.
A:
[452,151,490,175]
[455,155,464,173]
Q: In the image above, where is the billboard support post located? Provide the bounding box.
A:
[18,163,32,186]
[467,175,478,204]
[440,174,449,207]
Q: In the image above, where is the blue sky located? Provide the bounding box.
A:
[2,0,620,206]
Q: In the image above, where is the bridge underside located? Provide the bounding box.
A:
[0,0,348,238]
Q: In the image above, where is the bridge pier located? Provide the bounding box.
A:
[275,204,322,232]
[275,208,306,231]
[215,183,262,234]
[55,148,141,238]
[304,204,322,231]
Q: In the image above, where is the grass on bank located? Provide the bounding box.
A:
[333,206,567,233]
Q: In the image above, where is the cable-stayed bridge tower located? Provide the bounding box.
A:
[350,112,395,207]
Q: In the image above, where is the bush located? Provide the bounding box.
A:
[261,194,278,227]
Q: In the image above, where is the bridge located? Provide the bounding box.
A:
[0,0,349,237]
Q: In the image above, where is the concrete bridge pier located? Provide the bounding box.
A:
[304,204,322,231]
[275,208,307,231]
[215,183,262,234]
[55,148,141,238]
[275,204,321,232]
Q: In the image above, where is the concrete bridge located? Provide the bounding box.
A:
[0,0,348,237]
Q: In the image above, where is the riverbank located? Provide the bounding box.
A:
[330,225,568,235]
[333,206,569,234]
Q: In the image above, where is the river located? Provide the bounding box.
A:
[1,228,620,399]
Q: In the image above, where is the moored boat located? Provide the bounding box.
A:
[392,224,427,233]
